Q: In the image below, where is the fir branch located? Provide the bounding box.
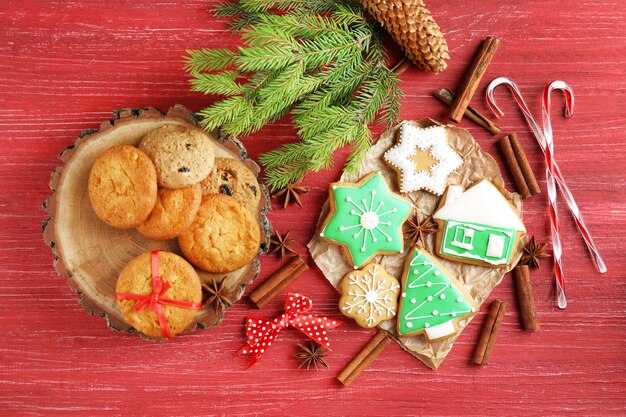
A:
[186,2,403,190]
[343,124,372,175]
[190,71,244,96]
[184,49,236,73]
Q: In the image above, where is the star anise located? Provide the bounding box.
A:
[201,277,237,314]
[294,341,329,371]
[405,214,438,247]
[272,181,309,208]
[520,236,550,269]
[269,230,297,260]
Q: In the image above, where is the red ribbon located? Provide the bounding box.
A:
[116,250,201,338]
[238,293,342,367]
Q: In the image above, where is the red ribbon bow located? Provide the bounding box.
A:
[116,250,201,338]
[238,293,342,367]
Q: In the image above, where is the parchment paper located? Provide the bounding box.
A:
[307,119,526,370]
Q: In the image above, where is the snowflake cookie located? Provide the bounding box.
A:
[338,263,400,328]
[384,124,462,195]
[319,172,413,269]
[397,246,478,342]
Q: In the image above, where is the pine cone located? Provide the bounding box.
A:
[362,0,450,73]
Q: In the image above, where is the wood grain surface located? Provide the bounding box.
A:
[1,1,625,416]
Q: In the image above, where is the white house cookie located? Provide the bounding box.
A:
[338,263,400,328]
[384,124,462,195]
[433,180,526,267]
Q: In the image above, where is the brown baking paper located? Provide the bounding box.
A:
[307,119,526,370]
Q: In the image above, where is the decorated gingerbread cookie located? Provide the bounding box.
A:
[397,246,478,342]
[432,180,526,267]
[384,124,462,195]
[319,172,413,269]
[338,263,400,328]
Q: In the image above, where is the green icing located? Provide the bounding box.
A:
[321,172,412,268]
[398,247,475,336]
[440,220,515,265]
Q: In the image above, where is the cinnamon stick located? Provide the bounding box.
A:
[449,37,501,123]
[433,88,501,134]
[499,134,532,198]
[337,330,391,387]
[514,265,540,331]
[509,132,541,195]
[249,255,308,309]
[472,299,507,365]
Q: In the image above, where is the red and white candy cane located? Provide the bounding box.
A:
[486,77,607,309]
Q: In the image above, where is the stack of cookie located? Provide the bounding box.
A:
[87,124,263,338]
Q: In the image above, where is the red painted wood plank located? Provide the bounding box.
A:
[1,0,625,415]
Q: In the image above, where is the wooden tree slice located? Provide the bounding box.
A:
[43,105,272,337]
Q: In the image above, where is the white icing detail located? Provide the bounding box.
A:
[400,249,476,334]
[337,182,399,253]
[433,180,526,231]
[410,298,416,304]
[441,220,515,265]
[434,271,440,276]
[360,211,379,230]
[342,264,400,327]
[401,292,406,298]
[424,321,456,340]
[383,124,463,195]
[450,226,474,250]
[445,185,464,204]
[440,294,446,300]
[486,234,506,257]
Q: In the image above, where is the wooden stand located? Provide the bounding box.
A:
[42,105,272,336]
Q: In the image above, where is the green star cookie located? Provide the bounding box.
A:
[320,172,413,268]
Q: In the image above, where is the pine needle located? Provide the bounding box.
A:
[185,1,402,190]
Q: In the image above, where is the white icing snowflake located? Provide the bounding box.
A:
[384,124,463,195]
[339,189,398,253]
[339,264,400,328]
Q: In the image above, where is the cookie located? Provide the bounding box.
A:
[319,172,413,269]
[397,246,478,342]
[139,124,215,189]
[384,124,462,195]
[338,263,400,328]
[115,250,202,339]
[178,194,260,273]
[136,184,202,240]
[88,145,157,229]
[432,180,526,267]
[200,157,261,213]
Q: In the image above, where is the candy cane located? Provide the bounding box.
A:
[486,77,607,309]
[542,82,607,275]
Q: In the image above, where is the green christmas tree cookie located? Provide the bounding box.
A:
[320,172,413,269]
[397,246,478,342]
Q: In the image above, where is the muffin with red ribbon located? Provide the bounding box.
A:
[116,250,202,339]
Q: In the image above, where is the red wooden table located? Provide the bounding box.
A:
[1,1,625,415]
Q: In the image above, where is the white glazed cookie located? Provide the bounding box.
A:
[384,124,462,195]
